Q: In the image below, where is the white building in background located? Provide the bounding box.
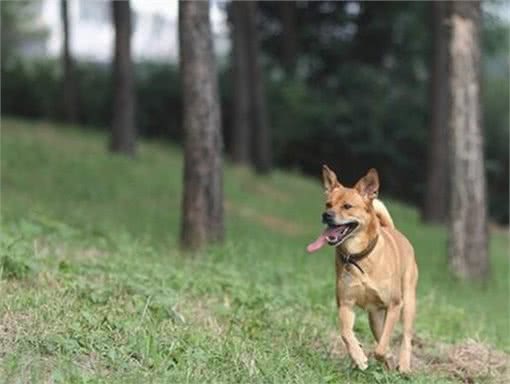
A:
[36,0,229,63]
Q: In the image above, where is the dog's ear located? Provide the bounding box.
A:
[354,168,379,200]
[322,164,340,192]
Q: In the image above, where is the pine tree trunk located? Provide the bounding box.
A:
[281,1,298,75]
[448,0,489,281]
[61,0,77,123]
[110,0,136,156]
[423,1,450,223]
[230,1,251,164]
[179,0,224,250]
[246,1,271,174]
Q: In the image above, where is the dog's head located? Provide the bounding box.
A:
[307,165,379,253]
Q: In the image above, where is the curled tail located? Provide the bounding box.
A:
[373,199,395,229]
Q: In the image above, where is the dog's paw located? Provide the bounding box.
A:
[353,355,368,371]
[398,352,411,374]
[384,355,397,370]
[356,360,368,371]
[374,349,396,370]
[373,348,387,363]
[397,362,411,375]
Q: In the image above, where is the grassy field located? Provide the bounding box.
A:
[1,118,508,383]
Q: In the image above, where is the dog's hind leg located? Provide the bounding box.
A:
[398,271,418,373]
[368,308,386,342]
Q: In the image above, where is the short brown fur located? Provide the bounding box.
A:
[322,165,418,373]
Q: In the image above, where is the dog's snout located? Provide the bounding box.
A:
[322,210,335,224]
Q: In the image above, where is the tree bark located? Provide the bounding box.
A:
[61,0,78,123]
[246,1,271,174]
[179,0,224,250]
[281,1,298,75]
[448,0,489,281]
[230,1,251,164]
[423,1,450,223]
[110,0,136,156]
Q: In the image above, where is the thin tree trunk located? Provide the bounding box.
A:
[281,1,298,75]
[61,0,77,123]
[110,0,136,156]
[423,1,450,223]
[179,0,224,250]
[230,1,251,164]
[246,1,271,174]
[448,0,489,281]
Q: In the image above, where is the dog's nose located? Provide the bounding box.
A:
[322,210,335,224]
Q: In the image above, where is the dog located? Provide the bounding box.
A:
[307,165,418,373]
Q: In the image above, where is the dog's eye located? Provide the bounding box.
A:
[343,203,353,210]
[325,202,332,209]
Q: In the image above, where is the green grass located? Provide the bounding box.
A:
[1,118,508,383]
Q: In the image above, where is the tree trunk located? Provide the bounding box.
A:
[281,1,298,75]
[61,0,77,123]
[448,0,489,281]
[246,1,271,174]
[179,0,224,250]
[110,0,136,156]
[423,1,450,223]
[230,1,251,165]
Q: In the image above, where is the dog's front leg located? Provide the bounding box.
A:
[339,303,368,370]
[374,301,402,367]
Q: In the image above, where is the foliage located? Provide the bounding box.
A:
[1,60,181,137]
[0,0,48,67]
[2,57,508,223]
[1,235,33,280]
[257,0,508,223]
[1,2,508,222]
[1,119,508,382]
[482,11,510,224]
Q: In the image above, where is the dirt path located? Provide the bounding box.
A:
[324,331,509,383]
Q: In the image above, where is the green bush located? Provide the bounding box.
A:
[1,60,182,139]
[0,236,32,280]
[1,59,508,223]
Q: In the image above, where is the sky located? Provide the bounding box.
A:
[40,0,229,62]
[130,0,228,35]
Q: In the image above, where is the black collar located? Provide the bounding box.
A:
[337,235,379,274]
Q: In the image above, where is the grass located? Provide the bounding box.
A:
[1,117,508,383]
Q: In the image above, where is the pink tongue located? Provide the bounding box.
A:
[306,235,327,253]
[306,227,338,253]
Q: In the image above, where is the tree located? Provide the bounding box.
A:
[246,1,271,174]
[280,1,298,75]
[230,1,251,164]
[61,0,78,123]
[228,1,271,173]
[110,0,136,156]
[423,1,450,223]
[179,0,224,250]
[448,0,489,280]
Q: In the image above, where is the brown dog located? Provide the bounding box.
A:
[307,166,418,373]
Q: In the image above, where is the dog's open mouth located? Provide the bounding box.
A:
[325,222,358,245]
[306,221,359,253]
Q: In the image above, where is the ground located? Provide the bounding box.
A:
[1,118,509,383]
